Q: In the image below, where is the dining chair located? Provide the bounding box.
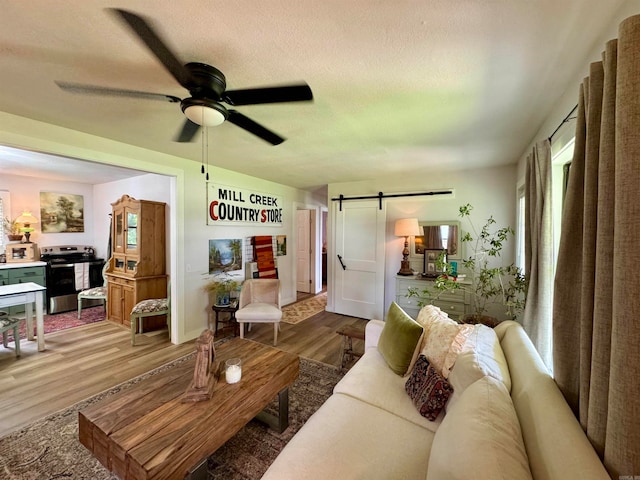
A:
[77,261,109,319]
[130,280,170,346]
[0,311,24,357]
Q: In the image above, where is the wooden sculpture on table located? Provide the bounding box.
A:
[182,329,219,402]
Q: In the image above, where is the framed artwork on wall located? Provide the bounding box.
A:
[39,192,85,233]
[276,235,287,256]
[209,238,243,274]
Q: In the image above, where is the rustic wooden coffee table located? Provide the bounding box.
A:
[78,338,299,480]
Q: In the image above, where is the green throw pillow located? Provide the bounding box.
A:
[378,302,424,375]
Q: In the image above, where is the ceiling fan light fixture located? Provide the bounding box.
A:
[182,99,227,127]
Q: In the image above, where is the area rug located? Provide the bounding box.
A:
[3,306,106,343]
[281,292,327,325]
[0,353,343,480]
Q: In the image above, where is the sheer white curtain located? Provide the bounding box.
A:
[523,139,553,369]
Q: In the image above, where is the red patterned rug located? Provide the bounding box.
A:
[2,306,106,343]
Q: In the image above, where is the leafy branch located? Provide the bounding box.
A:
[406,204,527,321]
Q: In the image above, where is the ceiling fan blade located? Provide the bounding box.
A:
[174,119,201,142]
[227,110,285,145]
[108,8,194,89]
[223,84,313,106]
[56,81,181,103]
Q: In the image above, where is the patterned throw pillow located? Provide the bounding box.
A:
[405,354,454,421]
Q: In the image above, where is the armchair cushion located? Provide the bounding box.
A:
[235,303,282,322]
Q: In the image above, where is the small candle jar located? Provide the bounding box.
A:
[225,358,242,384]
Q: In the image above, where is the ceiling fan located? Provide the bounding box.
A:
[56,8,313,145]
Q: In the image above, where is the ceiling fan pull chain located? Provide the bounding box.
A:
[205,127,210,181]
[201,127,205,175]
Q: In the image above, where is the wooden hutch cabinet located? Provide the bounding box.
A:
[106,195,168,330]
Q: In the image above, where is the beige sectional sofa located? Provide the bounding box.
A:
[261,311,610,479]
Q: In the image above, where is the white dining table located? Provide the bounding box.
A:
[0,282,47,351]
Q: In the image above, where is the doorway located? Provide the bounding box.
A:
[295,207,322,298]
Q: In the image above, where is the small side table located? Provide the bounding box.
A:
[336,325,365,370]
[212,301,239,337]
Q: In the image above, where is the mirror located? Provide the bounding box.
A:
[412,221,461,259]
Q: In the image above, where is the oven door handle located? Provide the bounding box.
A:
[48,261,104,269]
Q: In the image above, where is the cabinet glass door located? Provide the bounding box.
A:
[127,211,138,250]
[115,211,124,252]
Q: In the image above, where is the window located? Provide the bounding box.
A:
[0,190,11,251]
[516,184,526,274]
[551,137,575,276]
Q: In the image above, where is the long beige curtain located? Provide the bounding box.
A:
[553,15,640,476]
[523,139,553,369]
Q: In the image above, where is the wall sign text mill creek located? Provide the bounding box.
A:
[207,184,283,226]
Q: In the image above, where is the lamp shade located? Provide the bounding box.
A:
[394,218,421,237]
[183,104,226,127]
[16,211,39,225]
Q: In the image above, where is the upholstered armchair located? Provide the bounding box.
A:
[235,279,282,346]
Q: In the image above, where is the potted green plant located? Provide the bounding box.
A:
[3,217,23,241]
[204,275,241,307]
[407,204,527,325]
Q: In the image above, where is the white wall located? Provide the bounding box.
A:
[516,0,640,176]
[92,173,173,260]
[0,173,97,248]
[0,112,324,344]
[327,164,517,317]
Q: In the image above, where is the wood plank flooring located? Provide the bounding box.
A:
[0,293,367,438]
[0,322,194,437]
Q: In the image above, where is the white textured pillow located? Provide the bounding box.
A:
[427,376,533,480]
[416,305,473,378]
[446,324,511,413]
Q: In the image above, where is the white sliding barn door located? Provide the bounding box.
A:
[333,199,386,319]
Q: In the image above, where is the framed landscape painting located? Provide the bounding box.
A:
[39,192,85,233]
[209,238,243,274]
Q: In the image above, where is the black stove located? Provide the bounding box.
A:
[41,245,98,263]
[41,245,105,314]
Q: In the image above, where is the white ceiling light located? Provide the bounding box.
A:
[181,98,228,126]
[183,104,225,126]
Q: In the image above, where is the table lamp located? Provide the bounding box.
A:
[394,218,421,276]
[16,211,39,243]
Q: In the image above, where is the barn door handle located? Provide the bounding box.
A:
[337,254,347,270]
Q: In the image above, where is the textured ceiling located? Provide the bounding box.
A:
[0,0,629,189]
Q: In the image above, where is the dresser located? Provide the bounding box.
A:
[106,195,167,330]
[395,275,470,321]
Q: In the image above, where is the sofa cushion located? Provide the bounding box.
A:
[405,355,453,421]
[446,323,511,412]
[334,349,443,432]
[378,302,424,376]
[427,375,533,480]
[261,393,434,480]
[496,321,611,480]
[416,305,473,377]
